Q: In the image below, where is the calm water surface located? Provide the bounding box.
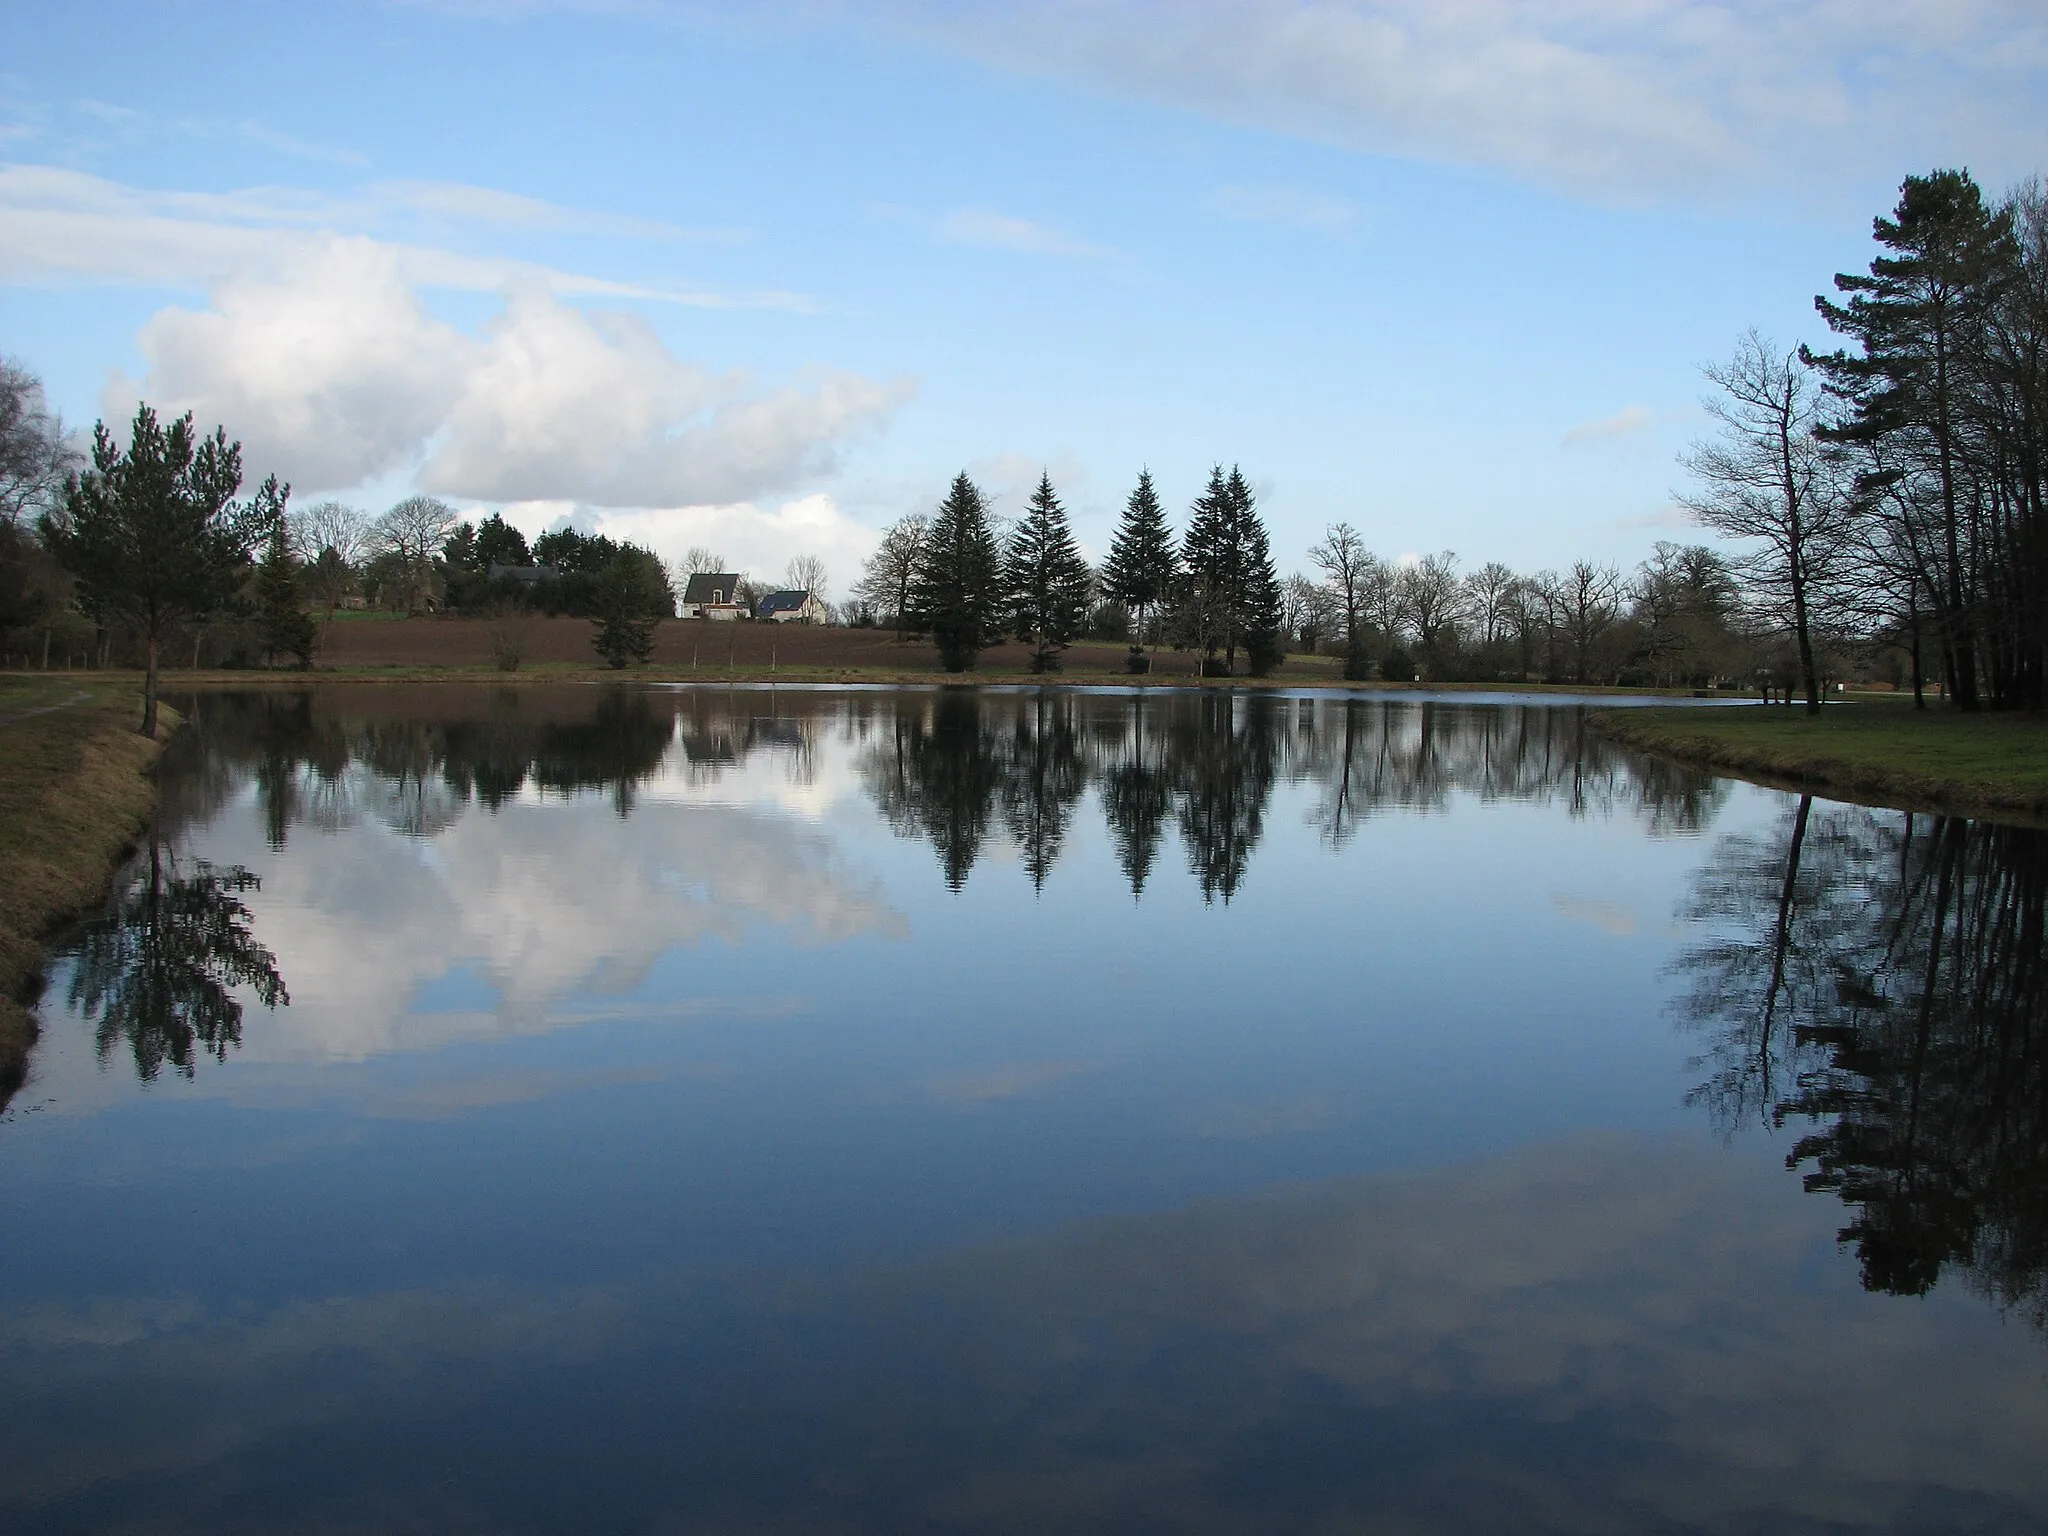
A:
[3,684,2043,1534]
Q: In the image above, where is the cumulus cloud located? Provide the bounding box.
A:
[420,287,911,504]
[571,492,886,592]
[1561,403,1656,446]
[103,237,911,502]
[114,239,469,490]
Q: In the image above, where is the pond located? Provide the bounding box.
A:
[3,684,2044,1534]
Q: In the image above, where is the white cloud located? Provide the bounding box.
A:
[96,231,910,503]
[113,239,468,491]
[1562,403,1656,446]
[541,492,886,590]
[934,207,1112,258]
[417,286,911,504]
[867,0,2048,202]
[1210,183,1360,234]
[0,163,790,307]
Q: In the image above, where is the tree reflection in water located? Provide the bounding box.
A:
[62,836,289,1081]
[163,685,1723,903]
[1676,799,2048,1327]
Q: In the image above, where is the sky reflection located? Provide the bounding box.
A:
[4,685,2043,1533]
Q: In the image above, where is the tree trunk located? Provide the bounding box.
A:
[1909,595,1926,710]
[140,629,160,737]
[1757,794,1813,1096]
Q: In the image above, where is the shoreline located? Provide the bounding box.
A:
[1590,704,2048,824]
[2,663,1708,697]
[0,682,173,1109]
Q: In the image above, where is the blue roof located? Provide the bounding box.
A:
[756,590,812,614]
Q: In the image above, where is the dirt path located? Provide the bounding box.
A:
[0,689,90,728]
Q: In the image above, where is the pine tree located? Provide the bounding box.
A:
[1170,464,1283,675]
[590,547,667,669]
[910,472,1003,671]
[1101,469,1178,662]
[43,404,262,735]
[1004,472,1093,673]
[255,511,317,668]
[1804,169,2016,710]
[1234,470,1286,676]
[1176,465,1238,672]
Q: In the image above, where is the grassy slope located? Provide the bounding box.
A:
[0,678,169,1098]
[1593,700,2048,819]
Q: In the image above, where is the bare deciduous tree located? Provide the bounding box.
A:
[1357,552,1405,647]
[1462,561,1519,649]
[375,495,458,615]
[0,358,75,526]
[1679,330,1851,713]
[1283,572,1340,652]
[853,513,929,636]
[290,500,373,565]
[1308,521,1373,677]
[1555,560,1625,683]
[784,553,828,599]
[1399,550,1466,660]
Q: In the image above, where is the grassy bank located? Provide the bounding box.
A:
[1593,701,2048,820]
[0,678,171,1104]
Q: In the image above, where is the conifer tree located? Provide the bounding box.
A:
[1172,463,1284,675]
[43,405,263,735]
[910,472,1003,671]
[255,508,317,668]
[590,547,667,669]
[1804,169,2016,710]
[1234,470,1286,675]
[1101,469,1177,662]
[1004,472,1093,672]
[1176,465,1239,672]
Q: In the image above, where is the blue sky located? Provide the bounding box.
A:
[4,1,2044,592]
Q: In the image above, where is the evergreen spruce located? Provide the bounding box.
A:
[1170,464,1283,675]
[1234,470,1286,676]
[255,512,317,668]
[1004,472,1093,673]
[1176,465,1239,672]
[590,548,667,669]
[1101,469,1178,663]
[910,472,1003,671]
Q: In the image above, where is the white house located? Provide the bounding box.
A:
[755,590,828,624]
[681,572,749,620]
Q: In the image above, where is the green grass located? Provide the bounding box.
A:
[1593,702,2048,819]
[0,681,169,1102]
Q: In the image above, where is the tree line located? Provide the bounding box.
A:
[1682,169,2048,713]
[853,465,1285,675]
[0,391,683,728]
[10,163,2040,713]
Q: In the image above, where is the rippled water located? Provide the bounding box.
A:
[3,684,2043,1534]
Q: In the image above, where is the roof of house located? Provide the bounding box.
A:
[755,590,815,615]
[682,573,743,604]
